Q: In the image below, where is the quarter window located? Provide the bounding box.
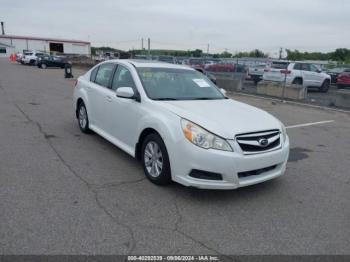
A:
[111,65,136,91]
[294,63,302,70]
[90,66,99,82]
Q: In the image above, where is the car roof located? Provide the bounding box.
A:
[106,59,193,70]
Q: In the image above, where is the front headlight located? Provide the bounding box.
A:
[181,119,233,152]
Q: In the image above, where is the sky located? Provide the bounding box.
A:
[1,0,349,56]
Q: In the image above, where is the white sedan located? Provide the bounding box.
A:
[73,60,289,190]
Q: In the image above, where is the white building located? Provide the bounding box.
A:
[0,41,15,57]
[0,35,91,55]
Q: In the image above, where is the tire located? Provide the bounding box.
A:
[320,80,330,93]
[141,133,172,185]
[77,102,91,133]
[41,63,47,69]
[293,78,303,85]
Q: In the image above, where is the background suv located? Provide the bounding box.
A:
[21,50,45,65]
[263,62,331,92]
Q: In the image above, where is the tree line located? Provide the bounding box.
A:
[91,46,350,64]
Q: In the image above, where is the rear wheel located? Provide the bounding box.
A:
[41,63,47,69]
[141,133,171,185]
[320,80,330,92]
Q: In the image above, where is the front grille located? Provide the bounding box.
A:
[238,165,277,178]
[236,130,281,155]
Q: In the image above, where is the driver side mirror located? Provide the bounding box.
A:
[116,87,135,99]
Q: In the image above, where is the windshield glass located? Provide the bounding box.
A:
[137,67,225,100]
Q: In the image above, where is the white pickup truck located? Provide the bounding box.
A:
[263,61,331,92]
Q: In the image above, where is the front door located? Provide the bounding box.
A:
[107,64,142,151]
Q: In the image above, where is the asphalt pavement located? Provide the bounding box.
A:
[0,59,349,255]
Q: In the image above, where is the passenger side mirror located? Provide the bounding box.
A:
[220,88,227,95]
[116,87,135,99]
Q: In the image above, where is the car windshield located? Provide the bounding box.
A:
[137,67,225,101]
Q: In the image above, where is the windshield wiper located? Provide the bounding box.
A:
[190,97,221,100]
[153,98,179,101]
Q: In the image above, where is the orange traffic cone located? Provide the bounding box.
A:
[9,53,16,62]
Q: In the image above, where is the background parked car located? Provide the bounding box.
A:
[263,62,331,92]
[205,63,235,72]
[21,51,46,65]
[157,56,177,64]
[326,67,350,84]
[336,69,350,89]
[248,64,267,85]
[37,55,68,69]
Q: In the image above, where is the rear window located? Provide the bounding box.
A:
[271,62,289,69]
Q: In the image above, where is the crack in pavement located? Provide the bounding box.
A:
[13,103,141,254]
[173,195,229,257]
[13,102,229,256]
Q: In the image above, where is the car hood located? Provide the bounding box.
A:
[156,99,282,139]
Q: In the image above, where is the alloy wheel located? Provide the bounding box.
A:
[78,105,87,129]
[144,141,163,177]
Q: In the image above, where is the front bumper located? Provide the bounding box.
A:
[169,135,290,190]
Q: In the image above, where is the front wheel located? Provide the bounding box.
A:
[320,80,330,93]
[142,133,172,185]
[41,63,47,69]
[77,102,91,133]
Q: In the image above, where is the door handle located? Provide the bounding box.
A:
[106,95,112,102]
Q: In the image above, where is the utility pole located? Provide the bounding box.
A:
[279,47,283,60]
[147,38,150,58]
[1,21,5,35]
[207,44,209,57]
[141,38,144,50]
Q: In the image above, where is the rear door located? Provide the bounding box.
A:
[88,63,116,131]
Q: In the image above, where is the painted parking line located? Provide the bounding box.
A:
[286,120,334,129]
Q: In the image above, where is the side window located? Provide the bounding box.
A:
[310,64,319,72]
[90,66,99,82]
[301,64,310,71]
[111,65,136,91]
[294,63,302,70]
[95,63,115,87]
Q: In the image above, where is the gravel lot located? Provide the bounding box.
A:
[0,59,349,255]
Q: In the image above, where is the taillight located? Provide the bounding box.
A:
[280,69,291,74]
